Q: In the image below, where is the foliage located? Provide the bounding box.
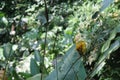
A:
[0,0,120,80]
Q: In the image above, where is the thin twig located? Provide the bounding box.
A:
[43,0,48,57]
[54,32,59,80]
[41,0,49,80]
[44,0,49,22]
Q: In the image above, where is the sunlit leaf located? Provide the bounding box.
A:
[108,29,117,40]
[90,61,106,78]
[101,40,111,53]
[108,40,120,53]
[100,0,114,12]
[16,55,33,73]
[0,12,5,17]
[99,40,119,65]
[64,27,73,35]
[1,17,8,26]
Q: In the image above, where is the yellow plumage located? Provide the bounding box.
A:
[75,41,86,55]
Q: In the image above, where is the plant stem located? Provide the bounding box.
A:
[41,0,49,80]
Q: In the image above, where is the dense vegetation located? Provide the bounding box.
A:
[0,0,120,80]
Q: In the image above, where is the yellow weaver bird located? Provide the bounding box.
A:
[76,41,86,55]
[74,33,87,55]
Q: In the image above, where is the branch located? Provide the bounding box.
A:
[41,0,49,80]
[44,0,49,22]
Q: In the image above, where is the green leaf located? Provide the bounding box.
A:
[115,37,120,42]
[64,27,73,35]
[27,74,41,80]
[100,0,114,12]
[3,43,13,59]
[18,72,31,79]
[108,40,120,53]
[91,40,120,77]
[36,10,47,25]
[90,61,106,78]
[101,40,111,53]
[99,40,120,65]
[0,12,5,17]
[115,25,120,33]
[12,70,21,80]
[34,50,41,62]
[45,45,87,80]
[2,17,8,26]
[30,58,40,76]
[24,29,38,40]
[108,29,117,41]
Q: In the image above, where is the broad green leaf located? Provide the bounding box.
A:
[91,40,120,77]
[36,10,47,25]
[34,50,41,62]
[27,74,41,80]
[3,43,13,59]
[99,40,119,65]
[108,29,117,40]
[30,58,40,76]
[108,40,120,53]
[24,29,38,40]
[90,61,106,78]
[101,40,111,53]
[45,45,87,80]
[100,0,114,12]
[2,17,8,26]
